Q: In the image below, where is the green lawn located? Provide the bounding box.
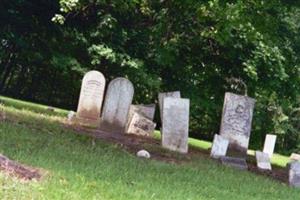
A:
[0,96,299,199]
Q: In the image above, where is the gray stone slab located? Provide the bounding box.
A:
[126,112,156,136]
[219,92,255,157]
[263,134,277,158]
[128,104,156,120]
[76,71,106,121]
[287,161,300,187]
[255,151,272,170]
[158,91,181,123]
[210,134,229,159]
[161,97,189,153]
[100,77,134,133]
[290,153,300,161]
[220,156,248,170]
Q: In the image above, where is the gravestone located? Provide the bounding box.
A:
[127,112,156,136]
[162,97,189,153]
[100,77,134,133]
[219,92,255,157]
[126,104,155,129]
[210,134,229,159]
[158,91,181,123]
[290,153,300,161]
[220,156,248,170]
[76,71,106,124]
[255,151,272,170]
[128,104,156,121]
[287,161,300,187]
[67,111,76,122]
[263,134,277,158]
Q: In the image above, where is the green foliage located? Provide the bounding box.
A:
[1,0,300,152]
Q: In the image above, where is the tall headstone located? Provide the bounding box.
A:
[100,77,134,133]
[210,134,229,159]
[76,71,105,123]
[263,134,277,158]
[219,92,255,157]
[287,161,300,187]
[162,97,189,153]
[255,151,272,170]
[158,91,181,123]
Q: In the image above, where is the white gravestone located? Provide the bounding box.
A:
[101,77,134,133]
[255,151,272,170]
[127,112,156,136]
[162,97,189,153]
[219,92,255,157]
[263,134,277,158]
[287,161,300,187]
[210,134,229,159]
[76,71,105,122]
[158,91,181,123]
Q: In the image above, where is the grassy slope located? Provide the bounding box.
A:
[0,96,299,200]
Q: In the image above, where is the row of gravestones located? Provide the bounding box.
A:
[209,93,300,187]
[71,70,300,187]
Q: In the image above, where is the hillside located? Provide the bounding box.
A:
[0,96,299,200]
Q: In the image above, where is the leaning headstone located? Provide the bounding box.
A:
[219,92,255,157]
[76,71,105,124]
[220,156,248,170]
[287,161,300,187]
[158,91,181,123]
[290,153,300,161]
[263,134,277,158]
[100,77,134,133]
[128,104,156,121]
[255,151,272,170]
[210,134,229,159]
[127,112,156,136]
[162,97,189,153]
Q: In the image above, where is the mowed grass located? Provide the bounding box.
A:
[0,96,299,199]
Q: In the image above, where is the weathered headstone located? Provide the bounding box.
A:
[128,104,156,121]
[127,112,156,136]
[287,161,300,187]
[210,134,229,159]
[158,91,181,123]
[100,77,134,133]
[219,92,255,157]
[220,156,248,170]
[255,151,272,170]
[263,134,277,158]
[76,71,105,123]
[162,97,189,153]
[290,153,300,161]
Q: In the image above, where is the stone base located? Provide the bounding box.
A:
[72,117,100,128]
[220,156,248,170]
[99,121,125,134]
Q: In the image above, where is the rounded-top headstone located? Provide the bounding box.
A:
[101,77,134,133]
[76,71,106,121]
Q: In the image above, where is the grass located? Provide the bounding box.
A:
[0,96,299,199]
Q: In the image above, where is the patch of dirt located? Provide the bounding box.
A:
[0,154,43,181]
[68,124,290,185]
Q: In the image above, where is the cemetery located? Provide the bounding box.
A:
[1,1,300,199]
